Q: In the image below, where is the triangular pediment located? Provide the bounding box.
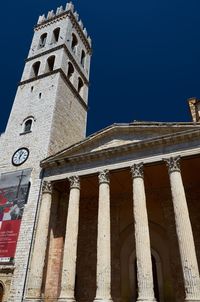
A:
[42,122,200,166]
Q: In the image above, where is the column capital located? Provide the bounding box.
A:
[98,170,110,184]
[42,181,52,194]
[68,175,80,190]
[131,162,144,179]
[164,156,181,173]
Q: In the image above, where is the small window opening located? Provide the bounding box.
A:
[52,28,60,43]
[31,86,34,92]
[32,62,40,77]
[71,34,78,53]
[67,62,74,80]
[39,93,42,99]
[24,119,32,133]
[47,56,55,72]
[78,77,84,95]
[39,33,47,48]
[81,50,86,67]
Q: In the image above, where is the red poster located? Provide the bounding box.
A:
[0,169,31,262]
[0,220,21,258]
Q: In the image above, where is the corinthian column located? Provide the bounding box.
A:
[164,156,200,301]
[58,176,80,302]
[131,163,156,302]
[94,170,113,302]
[27,181,53,299]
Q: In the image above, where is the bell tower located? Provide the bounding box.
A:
[4,1,92,162]
[0,3,92,301]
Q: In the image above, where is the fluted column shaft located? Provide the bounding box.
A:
[94,170,113,302]
[131,163,156,302]
[27,181,53,299]
[59,176,80,302]
[165,156,200,301]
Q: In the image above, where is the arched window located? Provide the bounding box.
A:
[0,283,4,302]
[78,77,84,95]
[39,33,47,48]
[67,62,74,80]
[47,56,55,72]
[52,28,60,43]
[24,119,32,133]
[81,50,86,67]
[71,34,78,53]
[32,61,40,77]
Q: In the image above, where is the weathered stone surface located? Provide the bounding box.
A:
[131,163,156,302]
[94,171,113,302]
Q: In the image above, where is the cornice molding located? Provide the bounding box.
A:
[41,128,200,168]
[34,11,92,54]
[18,68,88,111]
[26,44,89,85]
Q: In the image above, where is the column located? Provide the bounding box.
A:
[131,163,156,302]
[94,170,113,302]
[58,176,80,302]
[27,181,53,299]
[164,156,200,301]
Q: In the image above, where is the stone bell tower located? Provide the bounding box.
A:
[3,1,92,162]
[0,2,92,302]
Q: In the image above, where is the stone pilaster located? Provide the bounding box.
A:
[26,181,53,299]
[164,156,200,302]
[131,163,156,302]
[94,170,113,302]
[58,176,80,302]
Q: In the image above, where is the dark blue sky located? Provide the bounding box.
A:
[1,1,200,135]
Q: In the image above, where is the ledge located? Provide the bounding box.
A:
[26,44,89,85]
[20,131,32,136]
[41,128,200,168]
[0,264,15,273]
[19,69,88,112]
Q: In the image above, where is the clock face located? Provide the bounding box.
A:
[12,148,29,166]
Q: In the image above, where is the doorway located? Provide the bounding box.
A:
[0,283,4,302]
[129,250,164,302]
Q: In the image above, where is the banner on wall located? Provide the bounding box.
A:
[0,169,31,263]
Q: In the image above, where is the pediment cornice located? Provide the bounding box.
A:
[41,128,200,169]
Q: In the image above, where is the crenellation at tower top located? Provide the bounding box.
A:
[36,2,92,48]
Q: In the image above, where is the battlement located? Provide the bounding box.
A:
[36,2,92,47]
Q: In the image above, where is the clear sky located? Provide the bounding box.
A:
[1,0,200,135]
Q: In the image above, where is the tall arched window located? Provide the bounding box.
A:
[47,56,55,72]
[81,50,86,67]
[24,119,33,133]
[78,77,84,95]
[39,33,47,48]
[31,61,40,77]
[52,28,60,43]
[71,34,78,53]
[67,62,74,80]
